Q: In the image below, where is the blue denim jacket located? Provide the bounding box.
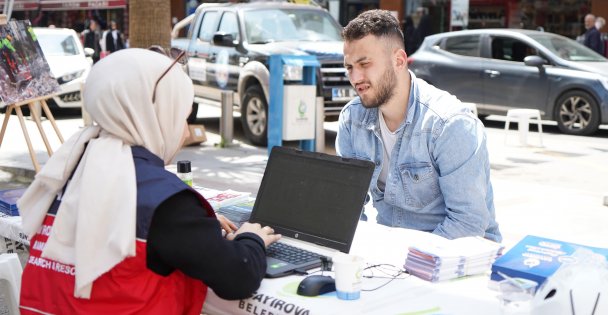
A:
[336,71,501,242]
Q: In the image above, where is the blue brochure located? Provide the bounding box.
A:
[491,235,608,286]
[0,188,27,216]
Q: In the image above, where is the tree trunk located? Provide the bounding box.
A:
[128,0,171,49]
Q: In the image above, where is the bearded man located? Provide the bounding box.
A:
[337,10,501,242]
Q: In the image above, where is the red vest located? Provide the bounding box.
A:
[20,214,207,315]
[20,148,215,314]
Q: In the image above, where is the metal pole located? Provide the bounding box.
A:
[315,96,324,152]
[298,63,317,152]
[219,90,236,147]
[268,55,284,155]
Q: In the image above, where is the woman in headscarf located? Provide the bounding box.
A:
[18,48,280,314]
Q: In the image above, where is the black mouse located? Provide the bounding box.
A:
[296,275,336,297]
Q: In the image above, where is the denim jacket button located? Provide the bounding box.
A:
[413,174,419,181]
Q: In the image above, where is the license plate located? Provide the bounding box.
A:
[332,87,356,101]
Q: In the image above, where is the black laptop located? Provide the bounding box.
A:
[249,146,375,278]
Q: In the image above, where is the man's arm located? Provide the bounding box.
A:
[431,114,494,240]
[336,105,372,218]
[335,105,355,158]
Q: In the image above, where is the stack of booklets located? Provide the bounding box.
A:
[0,188,27,216]
[491,235,608,287]
[404,236,504,282]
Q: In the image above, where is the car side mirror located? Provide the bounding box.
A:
[213,32,237,47]
[524,55,546,67]
[83,47,95,57]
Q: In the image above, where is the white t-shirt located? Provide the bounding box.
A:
[378,111,398,191]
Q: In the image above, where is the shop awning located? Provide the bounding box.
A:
[0,0,39,11]
[40,0,127,11]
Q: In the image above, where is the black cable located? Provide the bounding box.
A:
[300,262,409,291]
[361,263,410,292]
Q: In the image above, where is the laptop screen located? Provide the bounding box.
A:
[249,147,375,253]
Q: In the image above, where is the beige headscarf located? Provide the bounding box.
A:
[18,48,194,298]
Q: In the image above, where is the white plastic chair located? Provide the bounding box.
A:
[0,253,23,315]
[504,109,543,146]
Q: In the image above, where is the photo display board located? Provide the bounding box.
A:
[0,20,59,105]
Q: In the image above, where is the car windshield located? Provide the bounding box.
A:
[244,9,342,44]
[528,33,605,62]
[37,33,79,56]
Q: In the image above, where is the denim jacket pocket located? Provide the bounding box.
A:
[399,162,441,210]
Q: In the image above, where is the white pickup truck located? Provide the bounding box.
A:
[171,2,354,145]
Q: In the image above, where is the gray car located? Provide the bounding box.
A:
[409,29,608,135]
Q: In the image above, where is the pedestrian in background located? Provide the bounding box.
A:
[18,48,280,314]
[104,20,125,54]
[402,16,416,55]
[583,14,603,55]
[412,7,433,53]
[82,18,101,63]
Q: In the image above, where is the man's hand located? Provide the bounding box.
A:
[226,222,281,247]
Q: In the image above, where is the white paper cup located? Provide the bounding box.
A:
[332,253,364,300]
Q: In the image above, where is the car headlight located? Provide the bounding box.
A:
[599,77,608,91]
[58,70,85,84]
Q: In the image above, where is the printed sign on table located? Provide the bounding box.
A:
[0,20,60,105]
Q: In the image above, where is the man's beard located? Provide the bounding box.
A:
[360,66,397,109]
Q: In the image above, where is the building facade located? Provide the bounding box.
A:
[379,0,607,40]
[2,0,128,36]
[2,0,608,41]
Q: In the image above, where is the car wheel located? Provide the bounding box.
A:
[187,102,198,124]
[554,90,600,136]
[241,85,267,146]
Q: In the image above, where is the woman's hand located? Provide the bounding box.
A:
[226,222,281,247]
[216,214,238,235]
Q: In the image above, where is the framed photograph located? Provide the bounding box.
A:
[0,20,59,105]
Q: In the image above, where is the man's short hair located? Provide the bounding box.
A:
[342,9,404,49]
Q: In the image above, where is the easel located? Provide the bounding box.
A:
[0,97,64,172]
[0,15,64,172]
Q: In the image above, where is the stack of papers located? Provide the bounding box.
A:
[404,236,504,282]
[0,188,26,216]
[193,186,251,210]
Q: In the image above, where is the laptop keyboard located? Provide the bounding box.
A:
[267,242,322,265]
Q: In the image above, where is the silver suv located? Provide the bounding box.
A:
[172,2,354,145]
